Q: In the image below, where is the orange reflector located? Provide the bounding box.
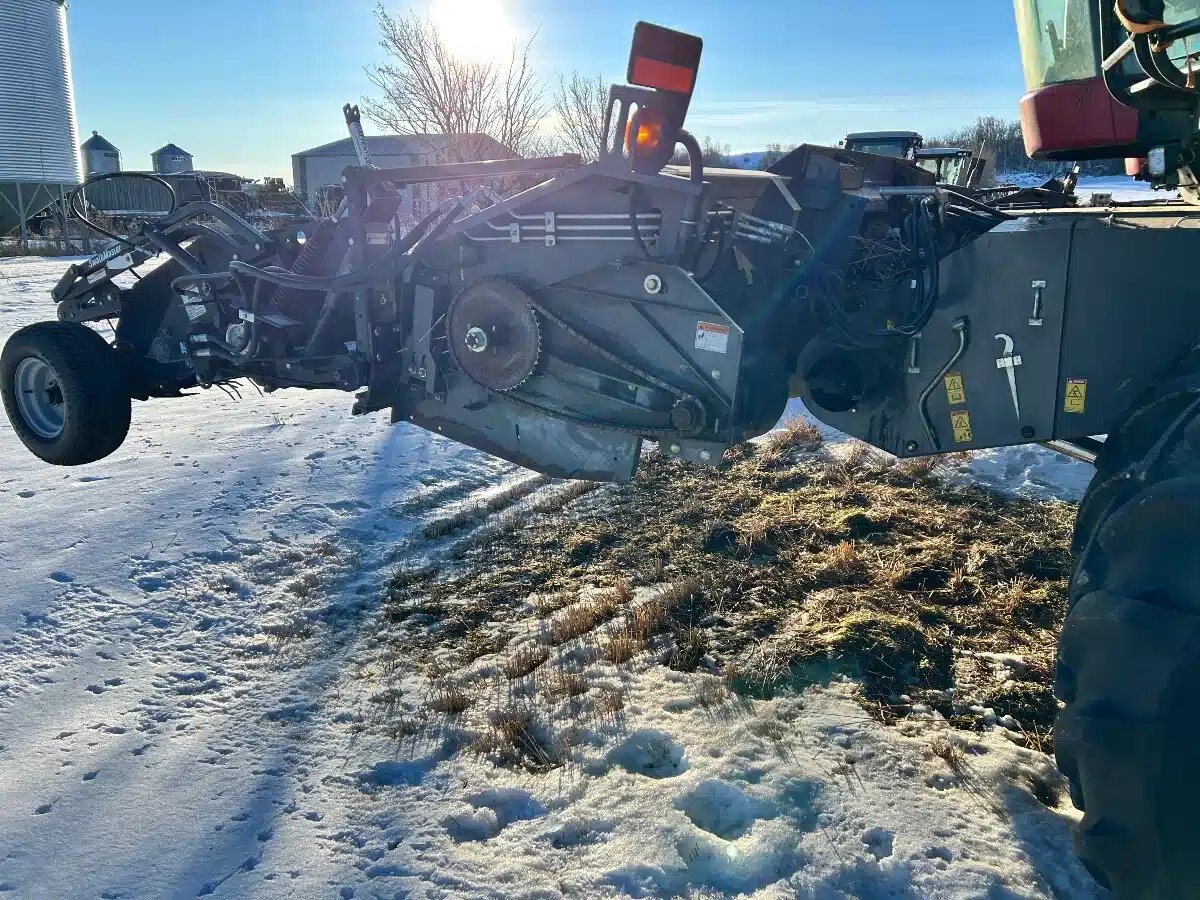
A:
[625,114,664,155]
[630,56,695,94]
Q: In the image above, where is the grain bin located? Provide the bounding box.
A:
[151,143,194,175]
[0,0,83,236]
[82,131,121,176]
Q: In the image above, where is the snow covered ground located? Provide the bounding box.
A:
[1003,171,1166,204]
[0,256,1103,898]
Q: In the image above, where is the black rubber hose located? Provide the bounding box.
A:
[227,200,451,292]
[68,172,178,249]
[628,184,655,260]
[918,316,968,450]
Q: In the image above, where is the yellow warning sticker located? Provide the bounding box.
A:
[944,372,966,406]
[1064,379,1087,414]
[950,410,974,443]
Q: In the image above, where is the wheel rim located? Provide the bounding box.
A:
[13,357,66,439]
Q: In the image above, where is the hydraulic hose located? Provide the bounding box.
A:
[68,172,178,249]
[918,316,969,451]
[227,199,454,291]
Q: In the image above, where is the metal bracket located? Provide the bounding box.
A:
[544,211,556,247]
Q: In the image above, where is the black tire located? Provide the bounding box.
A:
[1057,376,1200,898]
[0,322,131,466]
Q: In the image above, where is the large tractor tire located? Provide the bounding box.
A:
[1057,374,1200,899]
[0,321,131,465]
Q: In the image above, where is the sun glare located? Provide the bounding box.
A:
[430,0,517,62]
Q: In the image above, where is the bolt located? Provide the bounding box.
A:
[434,392,445,401]
[643,273,663,295]
[1021,426,1036,440]
[408,365,417,375]
[417,367,427,378]
[373,327,381,336]
[464,326,488,353]
[710,370,721,380]
[254,243,261,252]
[285,363,292,370]
[231,253,239,261]
[699,449,711,461]
[669,443,681,455]
[904,440,918,453]
[375,354,383,362]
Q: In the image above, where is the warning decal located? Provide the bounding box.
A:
[1064,379,1087,414]
[695,321,730,354]
[944,372,966,406]
[950,410,973,443]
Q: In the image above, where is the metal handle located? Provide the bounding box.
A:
[1030,280,1045,326]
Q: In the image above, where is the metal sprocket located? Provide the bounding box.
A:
[447,279,542,391]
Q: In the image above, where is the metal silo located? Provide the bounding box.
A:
[0,0,83,237]
[152,143,194,175]
[82,131,121,176]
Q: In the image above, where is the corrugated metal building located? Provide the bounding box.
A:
[0,0,83,237]
[291,133,511,217]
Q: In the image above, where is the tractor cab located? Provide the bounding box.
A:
[1016,0,1200,189]
[915,147,978,187]
[840,131,924,159]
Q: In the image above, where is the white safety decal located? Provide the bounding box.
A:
[695,321,729,354]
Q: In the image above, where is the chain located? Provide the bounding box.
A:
[524,297,691,401]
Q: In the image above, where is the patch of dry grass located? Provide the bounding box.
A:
[532,591,574,618]
[504,643,551,679]
[378,434,1076,755]
[931,732,968,775]
[529,480,601,513]
[757,418,823,467]
[600,628,641,664]
[895,455,941,480]
[471,704,560,770]
[549,589,623,646]
[260,617,314,645]
[422,475,551,540]
[287,572,322,599]
[593,687,625,720]
[543,668,589,701]
[426,679,473,715]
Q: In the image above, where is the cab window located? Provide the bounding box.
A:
[1015,0,1099,88]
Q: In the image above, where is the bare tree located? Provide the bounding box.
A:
[552,72,609,161]
[700,136,731,167]
[758,142,797,169]
[362,4,545,162]
[669,135,730,168]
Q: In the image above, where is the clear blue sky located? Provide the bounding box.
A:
[67,0,1027,180]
